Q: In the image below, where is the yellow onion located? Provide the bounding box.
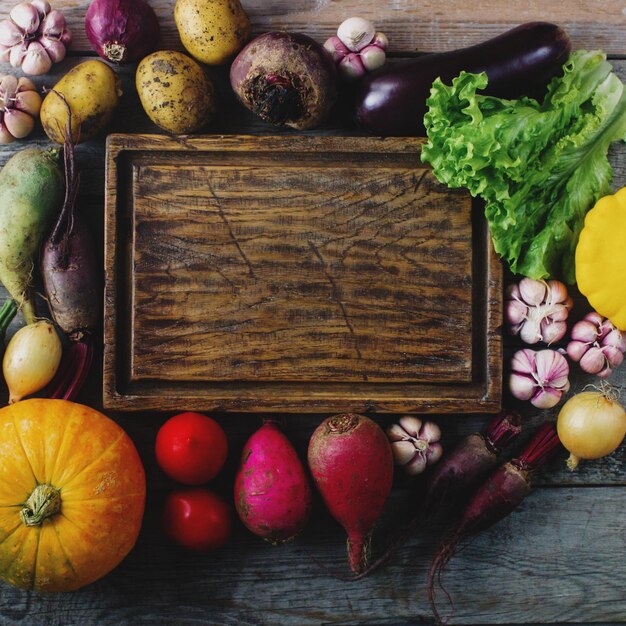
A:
[3,320,62,402]
[557,390,626,470]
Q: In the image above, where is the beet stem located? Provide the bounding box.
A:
[0,299,17,343]
[484,409,523,453]
[45,336,94,401]
[514,421,562,472]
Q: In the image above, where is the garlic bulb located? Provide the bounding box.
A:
[509,348,570,409]
[0,1,71,76]
[505,278,573,345]
[567,312,626,378]
[323,17,388,80]
[387,416,443,475]
[0,74,42,144]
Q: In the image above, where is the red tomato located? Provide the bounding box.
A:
[155,412,228,484]
[163,488,232,551]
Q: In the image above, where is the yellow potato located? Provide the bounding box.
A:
[174,0,251,65]
[40,60,122,144]
[136,51,216,135]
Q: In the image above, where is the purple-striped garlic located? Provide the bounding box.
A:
[505,278,573,345]
[0,75,41,143]
[566,312,626,378]
[387,416,443,475]
[509,348,570,408]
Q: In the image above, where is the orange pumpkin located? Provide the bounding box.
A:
[0,399,146,591]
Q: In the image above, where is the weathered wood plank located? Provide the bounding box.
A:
[0,487,623,624]
[1,0,625,55]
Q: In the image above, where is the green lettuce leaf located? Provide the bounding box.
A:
[422,50,626,283]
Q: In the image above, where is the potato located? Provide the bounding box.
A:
[136,51,216,135]
[41,61,122,144]
[175,0,251,65]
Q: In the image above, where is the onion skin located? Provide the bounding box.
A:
[353,22,571,136]
[230,32,338,130]
[85,0,160,64]
[557,391,626,470]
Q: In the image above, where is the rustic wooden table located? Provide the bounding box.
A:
[0,1,625,624]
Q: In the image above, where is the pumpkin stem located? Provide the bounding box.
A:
[20,484,61,527]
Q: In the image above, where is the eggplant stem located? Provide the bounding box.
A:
[45,336,94,401]
[0,299,18,343]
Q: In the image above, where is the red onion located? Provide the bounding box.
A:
[85,0,160,64]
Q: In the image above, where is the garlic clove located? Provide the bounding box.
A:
[419,420,441,443]
[372,32,388,50]
[0,74,19,103]
[604,327,626,352]
[14,89,41,116]
[17,76,37,92]
[9,42,28,68]
[390,440,418,466]
[40,35,66,63]
[31,0,51,17]
[570,319,599,343]
[426,442,443,464]
[404,453,428,475]
[549,303,571,323]
[323,36,349,62]
[41,10,66,39]
[0,118,15,144]
[566,340,588,362]
[10,2,40,35]
[0,44,11,64]
[579,347,605,375]
[337,17,376,52]
[60,29,71,47]
[602,345,624,369]
[398,415,422,437]
[339,53,366,80]
[386,423,410,442]
[519,318,542,344]
[360,44,386,71]
[535,349,569,388]
[21,41,52,75]
[4,108,34,138]
[546,279,568,305]
[540,319,567,345]
[518,277,547,306]
[509,372,536,401]
[531,386,562,409]
[0,19,24,47]
[505,297,527,326]
[583,311,604,326]
[511,348,536,375]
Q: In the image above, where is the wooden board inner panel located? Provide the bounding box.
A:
[104,135,502,412]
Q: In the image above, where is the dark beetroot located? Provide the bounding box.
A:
[230,32,338,130]
[353,22,571,136]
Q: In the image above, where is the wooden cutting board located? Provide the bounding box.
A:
[104,134,502,412]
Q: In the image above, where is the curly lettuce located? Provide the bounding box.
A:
[422,50,626,283]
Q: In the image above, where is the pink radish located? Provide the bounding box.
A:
[307,413,393,574]
[234,421,312,544]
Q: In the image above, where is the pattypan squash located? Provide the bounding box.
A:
[576,187,626,330]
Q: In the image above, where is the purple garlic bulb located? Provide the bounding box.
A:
[567,312,626,378]
[387,416,443,475]
[509,348,570,409]
[505,278,573,345]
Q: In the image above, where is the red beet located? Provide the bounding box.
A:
[429,422,562,625]
[307,413,393,574]
[235,422,312,544]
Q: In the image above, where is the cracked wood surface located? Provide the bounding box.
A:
[103,135,501,411]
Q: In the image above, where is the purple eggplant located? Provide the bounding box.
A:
[353,22,571,136]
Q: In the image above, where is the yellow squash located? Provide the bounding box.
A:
[576,187,626,330]
[0,399,145,591]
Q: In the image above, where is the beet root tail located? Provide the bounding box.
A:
[428,537,458,626]
[347,531,371,575]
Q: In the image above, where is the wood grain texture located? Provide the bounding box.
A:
[0,0,624,55]
[0,487,623,625]
[104,134,502,412]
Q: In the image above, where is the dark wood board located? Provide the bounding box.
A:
[104,134,502,412]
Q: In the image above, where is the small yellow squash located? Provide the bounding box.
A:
[40,60,122,144]
[136,51,216,134]
[576,187,626,330]
[174,0,250,65]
